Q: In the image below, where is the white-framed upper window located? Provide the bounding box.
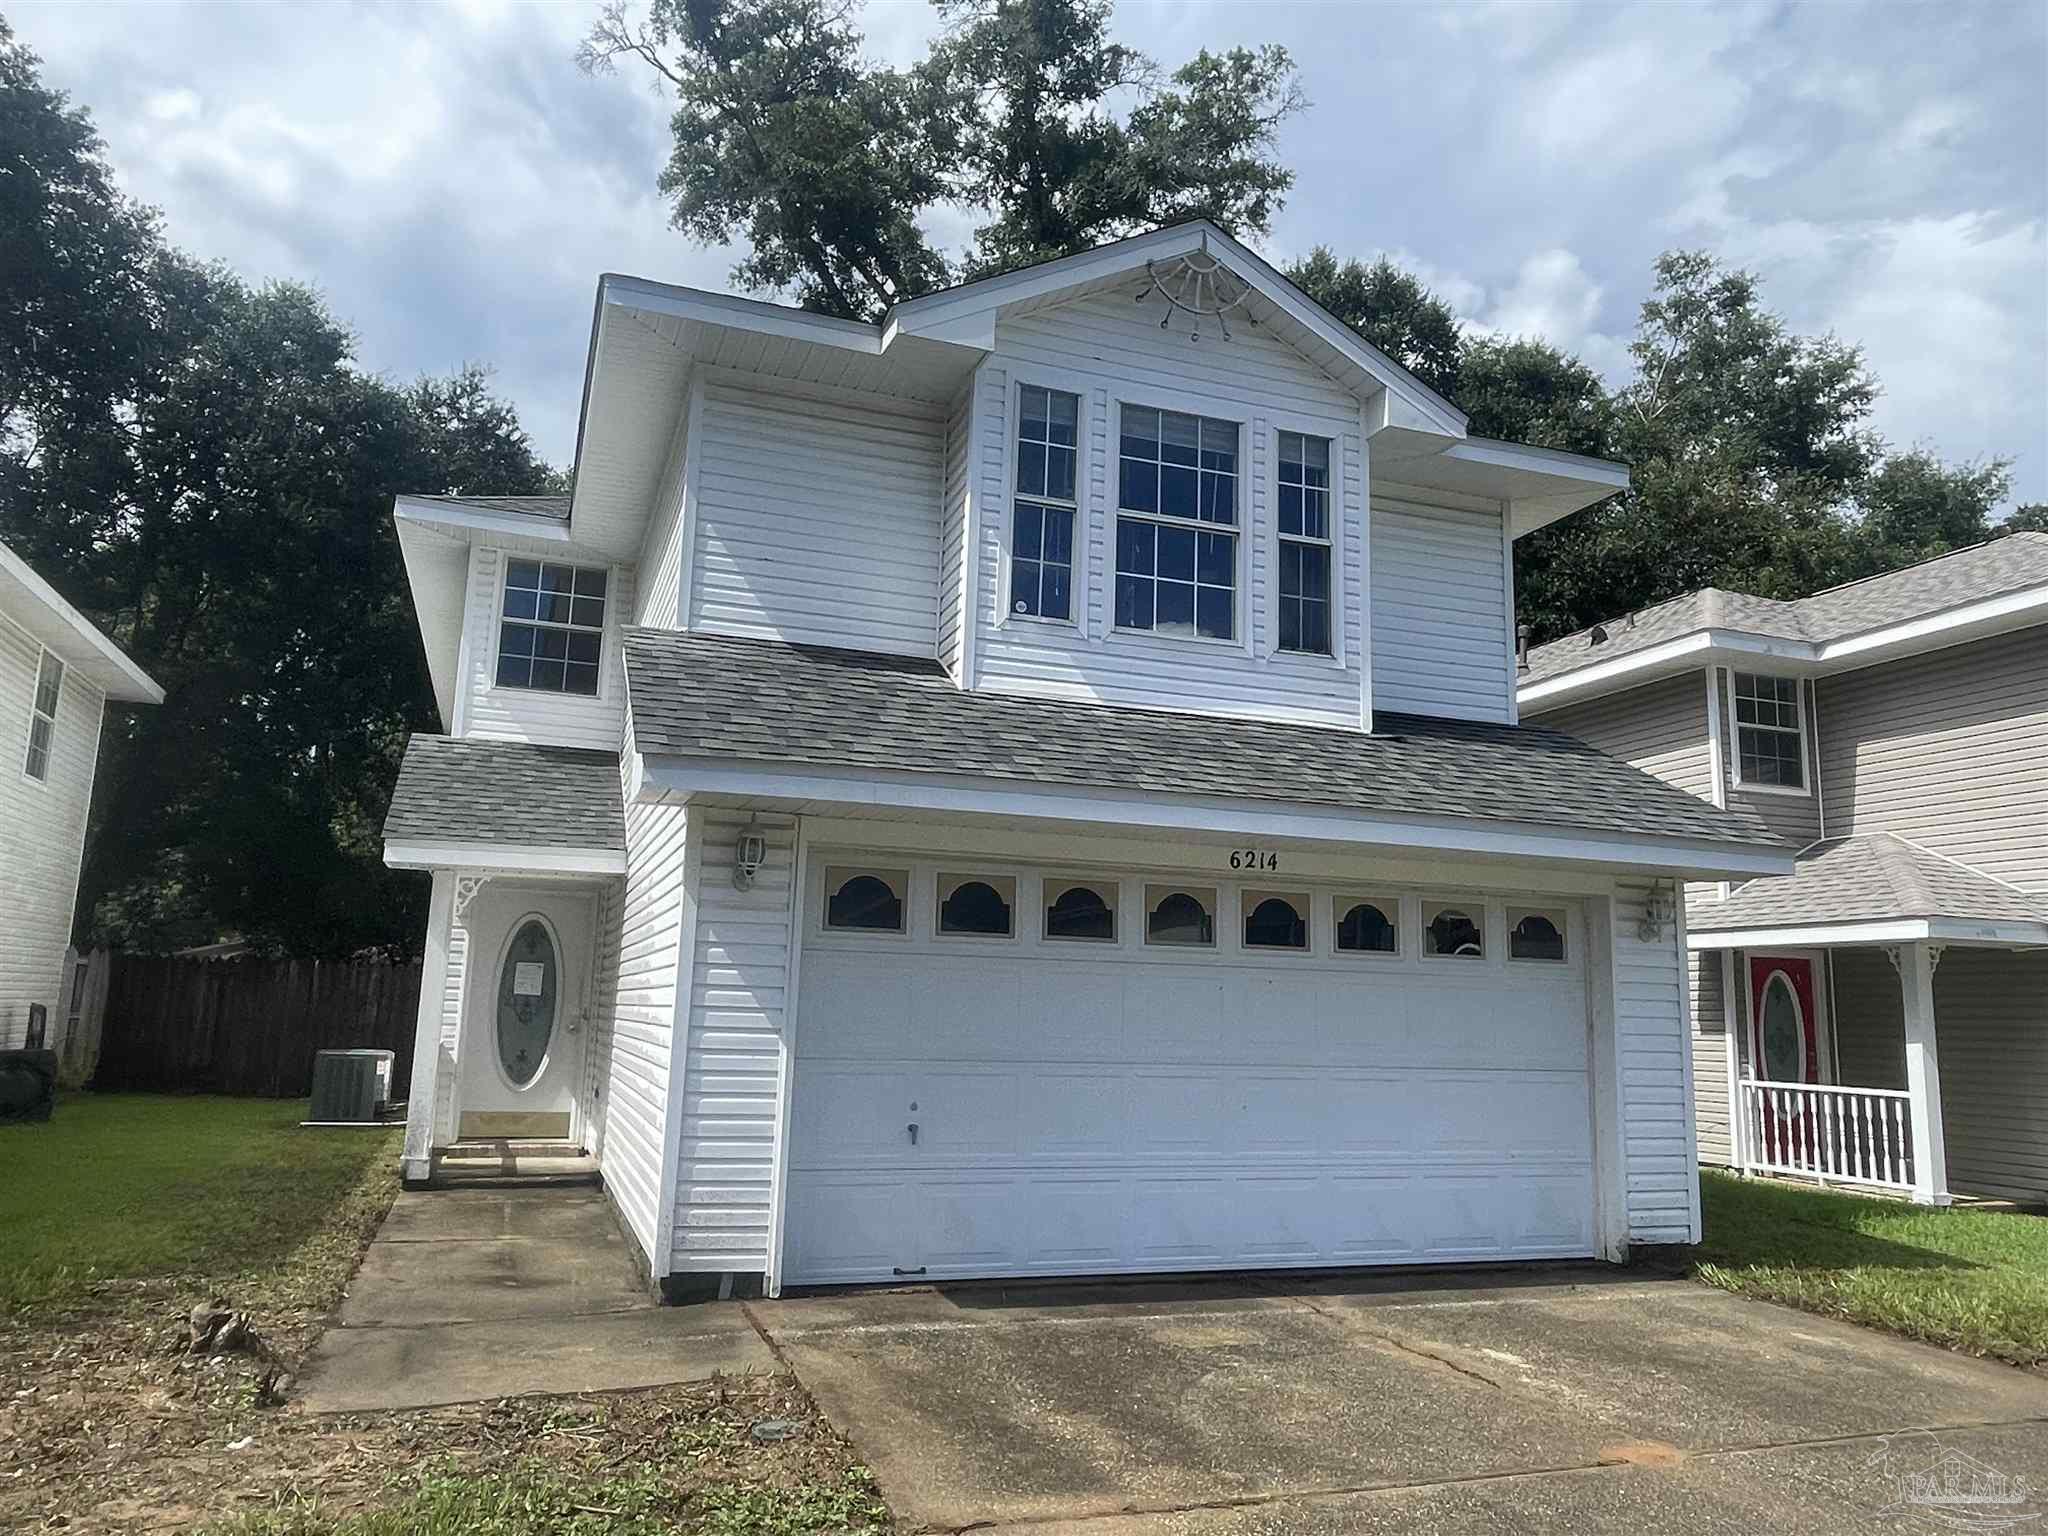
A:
[497,558,606,696]
[1010,384,1079,623]
[1729,671,1807,792]
[1276,431,1332,656]
[1115,404,1239,641]
[23,648,62,782]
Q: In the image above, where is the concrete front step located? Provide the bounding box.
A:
[430,1141,600,1188]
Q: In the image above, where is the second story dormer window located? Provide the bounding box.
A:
[1277,432,1332,655]
[1729,671,1807,791]
[497,558,606,696]
[1011,384,1078,621]
[1116,404,1239,641]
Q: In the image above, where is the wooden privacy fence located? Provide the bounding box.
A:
[80,951,423,1098]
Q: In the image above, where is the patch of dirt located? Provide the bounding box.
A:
[1,1293,859,1534]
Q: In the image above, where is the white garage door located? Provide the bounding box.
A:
[783,882,1596,1286]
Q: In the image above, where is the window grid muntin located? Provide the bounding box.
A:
[24,650,62,781]
[1011,384,1080,622]
[1044,878,1118,943]
[498,559,607,695]
[938,873,1017,938]
[1731,672,1805,789]
[1116,403,1239,641]
[1508,907,1569,963]
[823,867,908,934]
[1144,883,1217,947]
[1242,889,1311,951]
[1276,431,1333,655]
[1336,897,1400,955]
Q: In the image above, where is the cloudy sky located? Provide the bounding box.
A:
[14,0,2046,507]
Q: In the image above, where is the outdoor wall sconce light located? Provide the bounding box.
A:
[733,821,767,891]
[1637,887,1673,943]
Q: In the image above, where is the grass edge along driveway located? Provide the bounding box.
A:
[1687,1169,2048,1367]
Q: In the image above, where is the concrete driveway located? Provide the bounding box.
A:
[749,1266,2048,1534]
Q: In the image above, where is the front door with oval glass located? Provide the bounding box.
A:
[456,886,594,1143]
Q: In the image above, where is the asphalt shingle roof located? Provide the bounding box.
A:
[384,735,624,851]
[410,493,571,522]
[1525,533,2048,685]
[623,629,1786,852]
[1691,833,2048,933]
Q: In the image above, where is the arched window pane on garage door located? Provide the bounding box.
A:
[939,875,1015,936]
[824,868,906,933]
[1145,885,1216,946]
[1509,909,1568,962]
[1425,904,1484,958]
[1337,900,1398,954]
[1243,893,1309,950]
[1045,882,1116,941]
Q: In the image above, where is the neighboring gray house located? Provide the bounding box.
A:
[379,221,1789,1300]
[1521,534,2048,1206]
[0,539,162,1056]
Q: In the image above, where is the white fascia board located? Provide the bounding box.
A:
[600,273,884,354]
[1688,916,2048,950]
[889,221,1468,441]
[393,518,467,729]
[1813,584,2048,667]
[0,541,163,703]
[383,840,628,876]
[1517,631,1816,711]
[394,495,573,546]
[639,756,1794,880]
[1519,583,2048,712]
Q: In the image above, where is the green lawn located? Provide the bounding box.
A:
[1690,1170,2048,1365]
[0,1093,401,1316]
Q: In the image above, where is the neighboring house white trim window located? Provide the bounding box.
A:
[1728,670,1808,794]
[497,558,606,695]
[1114,403,1240,642]
[23,647,62,782]
[1276,431,1333,655]
[1009,383,1079,623]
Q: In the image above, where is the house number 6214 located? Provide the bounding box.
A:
[1229,849,1279,871]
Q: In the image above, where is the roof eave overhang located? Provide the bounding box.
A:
[1689,916,2048,950]
[0,544,163,704]
[637,754,1792,881]
[395,494,574,546]
[383,839,627,876]
[1520,582,2048,712]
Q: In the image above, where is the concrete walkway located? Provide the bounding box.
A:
[749,1267,2048,1534]
[295,1186,773,1413]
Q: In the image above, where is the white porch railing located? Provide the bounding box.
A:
[1737,1079,1916,1194]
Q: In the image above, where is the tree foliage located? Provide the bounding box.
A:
[1,23,559,957]
[1294,234,2016,640]
[583,0,1303,314]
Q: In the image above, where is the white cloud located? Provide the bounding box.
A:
[8,0,2041,508]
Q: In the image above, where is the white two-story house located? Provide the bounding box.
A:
[0,539,161,1061]
[383,223,1789,1299]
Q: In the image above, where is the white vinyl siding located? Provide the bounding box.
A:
[670,808,797,1274]
[459,544,634,751]
[579,880,624,1163]
[1688,952,1733,1166]
[1370,484,1513,723]
[1816,629,2048,894]
[0,615,106,1048]
[1531,672,1715,801]
[937,390,971,680]
[687,380,945,658]
[1613,877,1699,1244]
[967,316,1368,727]
[634,398,693,629]
[1831,945,2048,1203]
[600,742,691,1265]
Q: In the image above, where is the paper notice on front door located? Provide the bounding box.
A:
[513,962,546,997]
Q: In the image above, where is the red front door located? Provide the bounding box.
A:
[1748,955,1821,1084]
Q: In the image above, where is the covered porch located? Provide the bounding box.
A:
[1690,834,2048,1207]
